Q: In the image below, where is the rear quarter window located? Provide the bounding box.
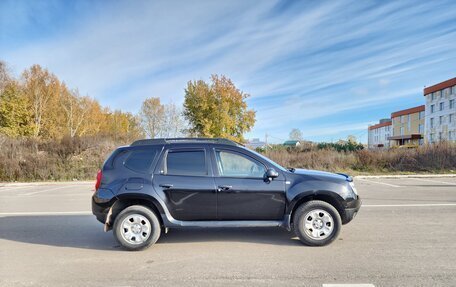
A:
[124,148,160,173]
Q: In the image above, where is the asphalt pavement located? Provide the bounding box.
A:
[0,177,455,287]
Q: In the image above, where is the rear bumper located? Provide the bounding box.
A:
[92,198,109,224]
[91,188,115,224]
[342,197,362,224]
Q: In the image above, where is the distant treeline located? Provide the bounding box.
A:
[0,61,255,143]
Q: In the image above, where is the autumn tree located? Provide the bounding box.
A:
[162,102,187,137]
[183,75,255,142]
[60,87,91,137]
[0,61,11,93]
[104,110,143,142]
[289,128,303,141]
[22,65,61,138]
[0,81,34,137]
[139,97,165,138]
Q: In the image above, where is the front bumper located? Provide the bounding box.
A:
[342,196,362,224]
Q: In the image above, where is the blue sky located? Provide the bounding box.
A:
[1,0,455,143]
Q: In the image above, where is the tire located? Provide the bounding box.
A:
[113,205,161,251]
[293,200,341,246]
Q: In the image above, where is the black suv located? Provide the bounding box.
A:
[92,138,361,250]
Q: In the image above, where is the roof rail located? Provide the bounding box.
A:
[130,138,243,147]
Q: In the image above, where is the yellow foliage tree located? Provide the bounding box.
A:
[183,75,256,142]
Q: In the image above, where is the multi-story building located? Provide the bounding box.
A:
[424,77,456,143]
[388,105,425,146]
[368,119,392,149]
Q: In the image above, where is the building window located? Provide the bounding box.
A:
[400,127,404,136]
[419,111,425,119]
[419,124,424,134]
[401,115,405,123]
[431,104,435,113]
[419,139,424,145]
[430,118,434,128]
[450,131,454,140]
[440,102,444,111]
[452,85,456,95]
[431,93,436,101]
[439,116,444,125]
[450,99,455,109]
[444,88,451,97]
[450,114,454,123]
[439,132,443,141]
[430,133,434,142]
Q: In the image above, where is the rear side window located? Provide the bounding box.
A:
[166,150,206,176]
[124,148,159,173]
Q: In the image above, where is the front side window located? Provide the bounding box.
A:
[215,150,265,178]
[166,150,207,176]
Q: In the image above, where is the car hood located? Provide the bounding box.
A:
[291,169,351,182]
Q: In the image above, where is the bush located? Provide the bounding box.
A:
[262,142,456,174]
[0,135,118,181]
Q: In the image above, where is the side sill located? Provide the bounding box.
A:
[162,218,285,228]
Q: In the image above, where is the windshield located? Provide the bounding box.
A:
[244,147,288,172]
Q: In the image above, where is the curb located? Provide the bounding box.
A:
[355,174,456,179]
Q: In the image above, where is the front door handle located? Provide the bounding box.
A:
[217,185,232,192]
[159,184,173,189]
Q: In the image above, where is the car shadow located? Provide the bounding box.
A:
[0,215,301,251]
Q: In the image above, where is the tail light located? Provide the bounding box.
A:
[95,169,102,191]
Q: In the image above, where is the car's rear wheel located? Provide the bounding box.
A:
[113,205,161,251]
[293,200,341,246]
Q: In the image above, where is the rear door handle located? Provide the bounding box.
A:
[159,184,173,189]
[217,185,232,192]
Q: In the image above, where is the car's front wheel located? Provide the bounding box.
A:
[293,200,341,246]
[113,205,161,251]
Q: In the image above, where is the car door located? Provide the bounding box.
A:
[212,148,286,220]
[153,147,217,221]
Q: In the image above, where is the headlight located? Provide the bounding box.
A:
[349,181,358,195]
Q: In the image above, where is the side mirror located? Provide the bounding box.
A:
[265,168,279,181]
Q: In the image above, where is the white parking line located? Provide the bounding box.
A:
[0,211,92,217]
[21,185,78,196]
[356,178,401,188]
[1,204,455,218]
[412,178,456,185]
[0,185,38,192]
[363,203,456,207]
[323,284,375,287]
